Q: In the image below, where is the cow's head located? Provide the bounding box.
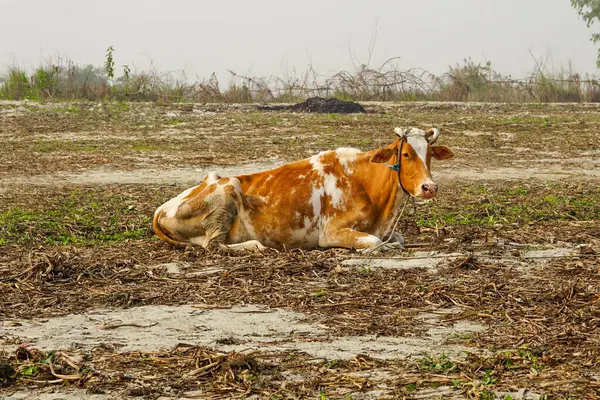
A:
[370,127,454,199]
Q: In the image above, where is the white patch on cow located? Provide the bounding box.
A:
[336,147,361,157]
[303,216,312,229]
[223,177,241,191]
[309,151,327,176]
[336,147,360,173]
[309,184,325,222]
[317,216,332,246]
[210,182,226,199]
[310,150,347,209]
[206,171,220,184]
[290,216,320,247]
[222,177,257,240]
[323,173,344,209]
[405,133,436,193]
[257,195,268,204]
[406,135,429,170]
[160,185,197,218]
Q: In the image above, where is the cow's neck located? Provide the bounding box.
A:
[355,151,407,236]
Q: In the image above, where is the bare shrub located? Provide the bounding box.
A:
[2,53,599,103]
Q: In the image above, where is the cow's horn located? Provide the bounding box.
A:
[394,127,409,138]
[426,128,440,144]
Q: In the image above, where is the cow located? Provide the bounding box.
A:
[153,127,454,253]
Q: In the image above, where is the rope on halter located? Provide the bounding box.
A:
[367,134,415,253]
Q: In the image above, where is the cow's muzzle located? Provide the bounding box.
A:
[420,183,438,199]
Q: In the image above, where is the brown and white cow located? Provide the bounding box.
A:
[153,127,454,252]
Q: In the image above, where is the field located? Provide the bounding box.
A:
[0,100,599,399]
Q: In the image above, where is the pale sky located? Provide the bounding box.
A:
[1,0,598,83]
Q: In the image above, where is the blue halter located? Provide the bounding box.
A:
[385,163,400,172]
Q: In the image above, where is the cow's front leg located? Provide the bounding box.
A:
[320,228,386,251]
[321,228,404,253]
[220,240,268,253]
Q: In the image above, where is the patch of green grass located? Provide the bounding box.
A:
[28,138,177,155]
[480,369,497,385]
[419,353,456,372]
[449,332,472,340]
[165,117,186,126]
[0,188,155,246]
[519,349,544,371]
[478,390,495,400]
[507,186,528,195]
[103,101,131,118]
[32,139,101,153]
[131,143,161,152]
[499,116,576,125]
[314,289,327,298]
[418,183,600,228]
[359,266,373,275]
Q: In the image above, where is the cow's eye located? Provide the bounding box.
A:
[402,153,409,158]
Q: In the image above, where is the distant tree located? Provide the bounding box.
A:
[571,0,600,67]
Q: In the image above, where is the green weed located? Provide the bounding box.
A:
[419,354,456,371]
[405,383,417,392]
[20,365,40,377]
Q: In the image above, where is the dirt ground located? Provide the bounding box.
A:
[0,100,599,399]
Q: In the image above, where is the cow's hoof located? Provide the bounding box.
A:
[390,232,405,246]
[360,241,403,254]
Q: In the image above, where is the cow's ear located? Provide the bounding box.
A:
[432,145,454,160]
[370,148,395,163]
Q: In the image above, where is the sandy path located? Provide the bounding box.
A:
[1,162,598,188]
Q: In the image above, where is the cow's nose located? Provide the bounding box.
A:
[421,183,438,194]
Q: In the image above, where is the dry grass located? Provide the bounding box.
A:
[1,241,599,397]
[3,56,600,103]
[1,101,599,398]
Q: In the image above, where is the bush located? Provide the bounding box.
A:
[2,50,599,103]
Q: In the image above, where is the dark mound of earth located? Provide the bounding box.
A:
[259,97,366,113]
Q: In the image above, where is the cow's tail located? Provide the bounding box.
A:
[153,211,187,247]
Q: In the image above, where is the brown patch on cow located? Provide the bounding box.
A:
[234,160,317,249]
[370,148,395,163]
[184,180,216,201]
[320,151,339,166]
[179,184,218,218]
